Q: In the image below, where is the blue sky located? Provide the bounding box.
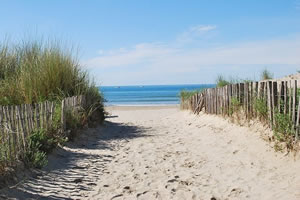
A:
[0,0,300,86]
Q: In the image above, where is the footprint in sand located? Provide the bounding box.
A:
[179,180,193,186]
[167,179,177,183]
[181,161,195,168]
[228,187,243,198]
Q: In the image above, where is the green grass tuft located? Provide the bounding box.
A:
[180,90,202,101]
[0,39,103,106]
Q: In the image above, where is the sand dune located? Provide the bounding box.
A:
[1,106,300,199]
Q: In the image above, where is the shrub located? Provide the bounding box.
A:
[25,129,54,168]
[242,78,254,83]
[229,97,241,116]
[254,98,268,120]
[216,75,230,88]
[66,109,81,130]
[260,69,273,80]
[180,90,201,110]
[273,112,294,140]
[216,75,245,88]
[273,111,297,150]
[180,90,201,101]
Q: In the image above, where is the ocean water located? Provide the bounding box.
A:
[100,84,215,105]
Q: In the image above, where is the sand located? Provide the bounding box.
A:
[1,106,300,200]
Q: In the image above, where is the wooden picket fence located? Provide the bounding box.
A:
[0,95,88,166]
[185,80,300,140]
[61,95,88,131]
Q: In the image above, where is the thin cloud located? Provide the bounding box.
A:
[176,25,217,43]
[85,43,177,68]
[85,27,300,85]
[190,25,217,32]
[85,36,300,69]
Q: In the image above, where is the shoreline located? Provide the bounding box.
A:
[105,104,179,111]
[104,104,179,106]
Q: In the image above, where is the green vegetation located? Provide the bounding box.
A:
[242,78,254,83]
[180,89,204,110]
[65,106,89,140]
[0,38,105,170]
[216,68,273,89]
[216,75,254,88]
[260,68,273,80]
[273,112,295,148]
[0,39,103,106]
[25,129,57,168]
[254,98,268,120]
[180,90,201,101]
[216,75,230,88]
[229,97,241,116]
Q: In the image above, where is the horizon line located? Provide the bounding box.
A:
[98,83,216,87]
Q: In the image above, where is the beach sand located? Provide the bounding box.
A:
[1,106,300,199]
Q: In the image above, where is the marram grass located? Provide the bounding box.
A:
[0,39,102,105]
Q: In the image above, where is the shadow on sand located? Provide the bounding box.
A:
[0,121,152,200]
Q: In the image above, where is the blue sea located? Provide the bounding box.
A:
[100,84,214,106]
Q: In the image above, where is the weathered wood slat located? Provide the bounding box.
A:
[267,81,273,128]
[27,104,33,133]
[0,106,8,163]
[4,106,12,162]
[292,80,297,128]
[278,82,283,113]
[245,83,249,119]
[0,95,90,166]
[272,82,278,127]
[61,100,66,131]
[296,96,300,140]
[289,81,292,119]
[284,81,288,114]
[13,106,21,159]
[17,105,26,152]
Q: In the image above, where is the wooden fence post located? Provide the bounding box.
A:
[267,81,273,128]
[284,81,288,114]
[61,100,66,132]
[272,82,278,127]
[296,96,300,140]
[289,81,292,119]
[292,80,297,130]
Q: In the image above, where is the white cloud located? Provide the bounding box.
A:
[176,25,217,43]
[84,25,300,85]
[85,43,178,68]
[86,36,300,70]
[190,25,217,32]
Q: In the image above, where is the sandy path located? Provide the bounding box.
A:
[1,106,300,200]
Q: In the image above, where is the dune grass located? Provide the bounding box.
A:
[179,89,203,110]
[216,69,273,88]
[0,39,102,106]
[180,90,202,101]
[0,39,105,171]
[260,68,273,80]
